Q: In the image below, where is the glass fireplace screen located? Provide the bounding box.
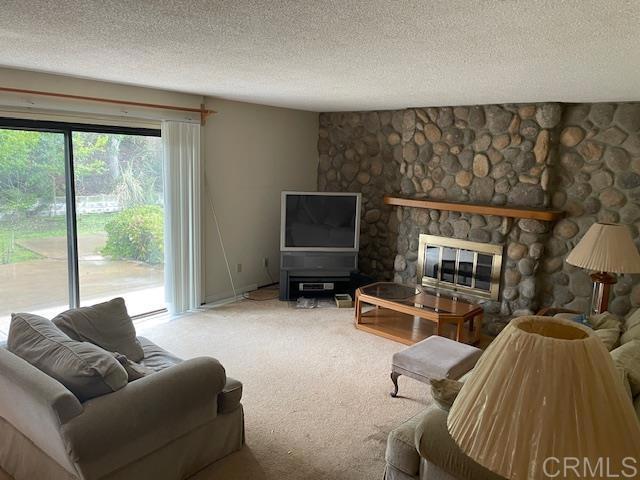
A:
[418,234,504,300]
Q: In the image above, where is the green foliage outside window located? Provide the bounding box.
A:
[0,129,64,216]
[0,129,162,217]
[102,205,164,264]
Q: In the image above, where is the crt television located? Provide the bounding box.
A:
[280,191,362,252]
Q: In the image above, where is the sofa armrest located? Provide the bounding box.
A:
[218,377,243,414]
[415,405,505,480]
[0,348,83,475]
[61,356,226,478]
[385,410,426,477]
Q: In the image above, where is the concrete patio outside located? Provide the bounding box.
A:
[0,233,164,338]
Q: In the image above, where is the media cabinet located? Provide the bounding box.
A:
[279,251,358,301]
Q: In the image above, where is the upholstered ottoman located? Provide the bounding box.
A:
[391,335,482,397]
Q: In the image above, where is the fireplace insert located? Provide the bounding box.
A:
[417,234,504,300]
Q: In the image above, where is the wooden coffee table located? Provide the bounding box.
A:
[355,282,483,345]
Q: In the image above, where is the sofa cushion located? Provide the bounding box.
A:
[138,336,183,371]
[8,313,128,401]
[621,308,640,344]
[611,340,640,397]
[385,410,424,477]
[52,297,144,362]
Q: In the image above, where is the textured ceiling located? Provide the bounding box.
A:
[1,1,639,112]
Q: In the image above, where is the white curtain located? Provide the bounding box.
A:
[162,121,201,314]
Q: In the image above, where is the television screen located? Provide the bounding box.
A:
[282,193,360,250]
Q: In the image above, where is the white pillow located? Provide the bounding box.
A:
[621,308,640,345]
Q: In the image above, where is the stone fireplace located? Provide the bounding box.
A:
[317,102,640,334]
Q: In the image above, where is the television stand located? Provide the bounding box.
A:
[281,274,352,301]
[279,251,358,301]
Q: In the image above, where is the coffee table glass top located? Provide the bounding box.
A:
[359,282,480,315]
[360,282,417,300]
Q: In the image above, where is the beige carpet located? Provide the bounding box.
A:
[137,298,432,480]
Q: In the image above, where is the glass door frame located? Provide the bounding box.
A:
[0,117,162,315]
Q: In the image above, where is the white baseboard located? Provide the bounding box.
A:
[203,283,258,306]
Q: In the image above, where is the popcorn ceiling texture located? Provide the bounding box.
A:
[317,103,640,333]
[1,2,640,111]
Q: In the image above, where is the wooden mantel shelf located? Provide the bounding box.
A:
[384,196,564,221]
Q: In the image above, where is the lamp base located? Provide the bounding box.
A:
[590,272,616,315]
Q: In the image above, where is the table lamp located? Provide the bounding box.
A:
[448,316,640,480]
[565,222,640,314]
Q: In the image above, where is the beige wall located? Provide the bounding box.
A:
[0,68,320,304]
[201,98,318,302]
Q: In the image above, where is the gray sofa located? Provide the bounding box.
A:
[384,308,640,480]
[0,336,244,480]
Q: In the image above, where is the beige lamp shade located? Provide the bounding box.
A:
[448,316,640,480]
[566,222,640,273]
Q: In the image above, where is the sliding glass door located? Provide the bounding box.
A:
[0,128,70,326]
[73,131,164,315]
[0,119,164,327]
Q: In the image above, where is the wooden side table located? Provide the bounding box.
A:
[355,282,483,345]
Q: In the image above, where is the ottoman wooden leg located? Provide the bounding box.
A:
[390,371,400,397]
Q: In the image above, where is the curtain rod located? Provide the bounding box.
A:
[0,86,215,125]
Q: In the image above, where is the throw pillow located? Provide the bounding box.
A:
[8,313,128,401]
[52,297,144,362]
[593,328,621,351]
[430,378,463,411]
[621,308,640,345]
[113,352,155,381]
[590,311,622,331]
[611,340,640,397]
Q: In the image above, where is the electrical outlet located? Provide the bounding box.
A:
[262,257,269,268]
[236,263,242,273]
